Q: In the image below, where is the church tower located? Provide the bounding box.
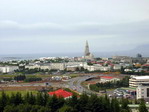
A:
[84,40,90,56]
[84,41,94,60]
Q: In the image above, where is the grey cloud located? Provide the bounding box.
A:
[0,20,149,38]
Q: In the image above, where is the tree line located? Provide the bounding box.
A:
[0,91,148,112]
[1,75,42,82]
[90,76,130,92]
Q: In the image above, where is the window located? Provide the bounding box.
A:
[147,88,149,97]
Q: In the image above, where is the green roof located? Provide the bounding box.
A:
[120,87,136,91]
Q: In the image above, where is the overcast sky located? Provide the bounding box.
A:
[0,0,149,56]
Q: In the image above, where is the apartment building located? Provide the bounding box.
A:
[0,66,18,73]
[129,76,149,87]
[136,84,149,101]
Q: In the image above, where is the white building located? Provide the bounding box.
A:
[129,76,149,87]
[25,64,40,69]
[83,64,112,72]
[0,66,18,73]
[113,64,121,70]
[137,85,149,100]
[99,66,111,71]
[50,63,65,71]
[100,76,120,83]
[25,63,65,71]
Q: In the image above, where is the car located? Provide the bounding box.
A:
[108,94,112,97]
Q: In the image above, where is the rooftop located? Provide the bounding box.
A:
[132,76,149,80]
[48,89,73,98]
[100,76,116,79]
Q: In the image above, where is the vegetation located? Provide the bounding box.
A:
[14,75,26,81]
[0,91,147,112]
[24,77,42,82]
[90,76,130,92]
[139,99,148,112]
[15,68,47,74]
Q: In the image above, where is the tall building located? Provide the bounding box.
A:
[84,40,90,56]
[84,41,94,60]
[129,76,149,87]
[137,84,149,101]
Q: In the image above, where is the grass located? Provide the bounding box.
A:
[0,73,80,78]
[68,74,79,78]
[26,74,51,78]
[64,88,80,96]
[73,81,78,85]
[0,74,51,79]
[0,90,38,96]
[0,74,17,78]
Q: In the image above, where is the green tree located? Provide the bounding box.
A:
[36,92,44,106]
[58,105,73,112]
[78,93,89,112]
[86,94,103,112]
[139,99,148,112]
[47,95,64,112]
[111,98,120,112]
[3,105,17,112]
[24,92,36,105]
[38,107,51,112]
[67,95,78,111]
[121,99,130,112]
[0,91,8,112]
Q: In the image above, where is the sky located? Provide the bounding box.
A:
[0,0,149,56]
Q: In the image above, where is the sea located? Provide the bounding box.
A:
[0,53,83,61]
[0,51,147,61]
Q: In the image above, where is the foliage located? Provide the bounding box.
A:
[2,78,13,82]
[90,76,130,92]
[14,75,26,81]
[139,99,148,112]
[3,104,51,112]
[121,99,130,112]
[24,77,42,82]
[0,91,140,112]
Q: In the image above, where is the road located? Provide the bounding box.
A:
[67,74,101,95]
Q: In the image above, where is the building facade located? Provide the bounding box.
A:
[137,85,149,101]
[84,41,94,60]
[129,76,149,87]
[0,66,18,73]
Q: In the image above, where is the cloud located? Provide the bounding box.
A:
[0,20,149,37]
[0,19,149,54]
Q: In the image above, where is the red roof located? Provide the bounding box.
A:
[48,89,73,98]
[100,76,115,79]
[142,64,149,67]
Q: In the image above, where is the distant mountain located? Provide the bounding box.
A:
[130,44,149,57]
[94,44,149,58]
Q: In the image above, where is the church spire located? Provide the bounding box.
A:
[84,40,90,56]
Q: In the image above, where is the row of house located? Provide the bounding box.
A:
[0,66,18,73]
[0,62,127,73]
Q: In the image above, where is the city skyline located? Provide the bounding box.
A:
[0,0,149,56]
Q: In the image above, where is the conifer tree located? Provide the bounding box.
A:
[139,99,148,112]
[121,98,130,112]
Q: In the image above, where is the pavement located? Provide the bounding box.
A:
[67,74,101,95]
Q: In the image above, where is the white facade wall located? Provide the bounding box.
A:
[0,66,18,73]
[129,76,149,87]
[50,63,65,70]
[25,64,40,69]
[83,64,111,72]
[99,66,111,71]
[113,64,121,70]
[137,86,149,100]
[40,65,51,70]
